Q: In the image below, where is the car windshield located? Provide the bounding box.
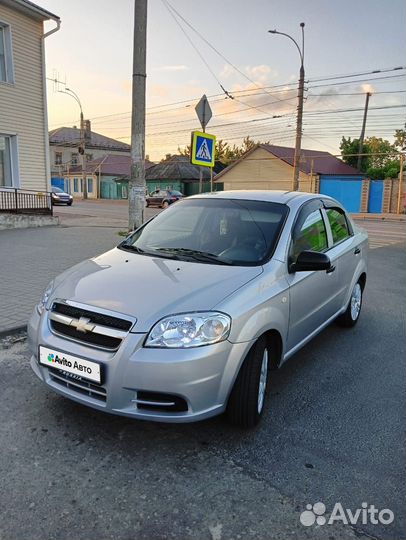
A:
[119,197,288,266]
[52,187,64,193]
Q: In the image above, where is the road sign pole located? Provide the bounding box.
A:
[195,95,212,194]
[199,124,205,194]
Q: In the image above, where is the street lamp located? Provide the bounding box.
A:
[58,86,88,199]
[269,23,305,191]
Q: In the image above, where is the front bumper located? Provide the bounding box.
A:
[28,308,252,423]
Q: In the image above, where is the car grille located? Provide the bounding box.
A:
[49,302,133,350]
[48,368,107,403]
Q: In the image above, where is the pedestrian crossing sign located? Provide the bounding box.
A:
[191,131,216,167]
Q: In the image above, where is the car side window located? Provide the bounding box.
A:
[326,208,350,245]
[290,208,328,262]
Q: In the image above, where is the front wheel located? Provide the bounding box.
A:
[337,280,363,327]
[226,336,269,428]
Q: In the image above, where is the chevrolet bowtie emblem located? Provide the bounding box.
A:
[70,316,95,333]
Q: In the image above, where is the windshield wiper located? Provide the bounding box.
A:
[119,244,146,254]
[155,247,234,265]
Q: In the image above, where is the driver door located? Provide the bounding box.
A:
[286,200,341,351]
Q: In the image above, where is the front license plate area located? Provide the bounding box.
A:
[39,346,101,384]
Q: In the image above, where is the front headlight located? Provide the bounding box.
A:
[145,312,231,348]
[36,280,54,315]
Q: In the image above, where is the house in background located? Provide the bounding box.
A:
[49,123,131,185]
[214,144,372,213]
[64,154,154,199]
[139,155,224,196]
[0,0,60,192]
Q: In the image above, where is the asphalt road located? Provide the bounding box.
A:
[0,242,404,540]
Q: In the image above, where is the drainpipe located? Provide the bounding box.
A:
[41,18,61,192]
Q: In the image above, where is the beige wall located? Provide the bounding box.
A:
[0,3,47,191]
[216,147,314,192]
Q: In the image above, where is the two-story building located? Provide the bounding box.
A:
[49,124,131,186]
[0,0,60,192]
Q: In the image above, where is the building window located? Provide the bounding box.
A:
[0,135,12,186]
[73,178,79,193]
[71,153,78,165]
[0,23,14,84]
[55,152,63,165]
[87,177,93,193]
[0,134,19,187]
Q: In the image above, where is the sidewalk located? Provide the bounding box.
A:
[0,225,121,335]
[352,212,406,221]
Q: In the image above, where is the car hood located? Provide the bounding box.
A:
[49,248,263,331]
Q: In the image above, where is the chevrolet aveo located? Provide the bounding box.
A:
[29,191,368,427]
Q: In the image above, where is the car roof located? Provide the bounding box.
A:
[188,190,333,207]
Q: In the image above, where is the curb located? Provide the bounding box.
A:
[0,324,27,339]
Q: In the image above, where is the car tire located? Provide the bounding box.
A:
[337,280,363,328]
[226,335,270,428]
[162,201,169,209]
[67,201,72,206]
[145,201,149,207]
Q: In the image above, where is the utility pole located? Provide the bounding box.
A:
[269,23,305,191]
[293,57,305,191]
[128,0,147,231]
[80,112,88,199]
[357,92,371,171]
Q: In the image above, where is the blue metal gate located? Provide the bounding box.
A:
[368,180,384,213]
[51,177,68,192]
[319,176,363,213]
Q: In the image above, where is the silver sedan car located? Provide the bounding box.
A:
[28,191,368,427]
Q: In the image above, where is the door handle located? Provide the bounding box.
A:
[326,265,336,274]
[354,247,361,255]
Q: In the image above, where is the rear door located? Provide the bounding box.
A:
[322,203,360,309]
[286,200,341,351]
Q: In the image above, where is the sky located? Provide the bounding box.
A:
[40,0,406,161]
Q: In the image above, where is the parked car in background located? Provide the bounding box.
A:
[51,186,73,206]
[29,191,368,428]
[146,189,183,208]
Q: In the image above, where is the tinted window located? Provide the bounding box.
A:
[291,208,327,261]
[326,208,350,244]
[120,198,289,266]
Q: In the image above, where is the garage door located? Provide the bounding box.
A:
[319,176,362,213]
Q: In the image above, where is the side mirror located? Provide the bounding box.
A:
[289,250,332,273]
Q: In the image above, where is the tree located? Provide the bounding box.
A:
[340,136,369,171]
[177,135,263,165]
[394,129,406,150]
[340,132,401,179]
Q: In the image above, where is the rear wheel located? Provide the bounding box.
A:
[337,280,363,327]
[226,336,270,428]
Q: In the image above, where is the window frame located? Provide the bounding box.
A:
[321,204,354,249]
[289,200,329,266]
[0,21,14,85]
[54,152,63,166]
[0,133,20,188]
